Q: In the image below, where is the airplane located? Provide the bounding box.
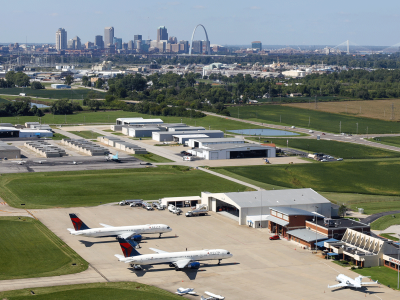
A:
[105,152,120,162]
[328,274,378,289]
[34,160,47,164]
[12,160,27,165]
[176,288,196,296]
[201,291,225,300]
[115,237,233,271]
[67,214,172,244]
[68,161,82,165]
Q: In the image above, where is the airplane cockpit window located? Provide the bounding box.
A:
[227,252,230,254]
[167,227,170,229]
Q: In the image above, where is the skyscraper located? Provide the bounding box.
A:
[104,27,114,48]
[157,26,168,41]
[95,35,104,49]
[56,28,67,50]
[113,37,122,50]
[252,41,262,51]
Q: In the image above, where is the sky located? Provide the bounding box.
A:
[1,0,400,46]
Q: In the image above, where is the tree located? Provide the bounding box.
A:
[51,99,74,115]
[64,75,74,86]
[31,81,44,90]
[339,204,347,217]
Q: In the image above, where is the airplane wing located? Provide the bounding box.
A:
[173,258,191,269]
[361,281,378,285]
[327,283,348,289]
[99,223,113,228]
[149,248,169,254]
[114,254,125,261]
[67,228,76,233]
[205,291,224,299]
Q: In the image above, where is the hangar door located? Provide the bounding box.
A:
[230,149,268,159]
[210,152,219,160]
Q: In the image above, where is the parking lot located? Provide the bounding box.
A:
[31,205,397,299]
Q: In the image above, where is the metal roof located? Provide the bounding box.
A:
[174,134,209,138]
[266,215,289,227]
[286,229,328,242]
[199,138,244,143]
[203,144,272,151]
[224,188,330,208]
[270,206,315,216]
[316,238,338,247]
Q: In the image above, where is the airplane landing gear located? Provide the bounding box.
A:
[159,233,162,238]
[169,263,175,267]
[217,259,221,265]
[132,264,143,271]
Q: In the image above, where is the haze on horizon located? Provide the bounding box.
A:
[1,0,399,47]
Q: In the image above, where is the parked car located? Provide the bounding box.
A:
[337,158,343,161]
[152,202,158,207]
[291,126,296,129]
[146,206,154,211]
[171,208,182,215]
[321,159,328,162]
[322,133,326,135]
[156,205,165,210]
[309,130,314,133]
[269,235,280,240]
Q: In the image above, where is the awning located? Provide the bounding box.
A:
[327,252,339,256]
[316,238,339,247]
[266,215,289,227]
[287,229,328,243]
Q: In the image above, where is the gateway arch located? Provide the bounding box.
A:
[189,24,210,55]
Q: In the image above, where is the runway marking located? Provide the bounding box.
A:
[25,210,38,220]
[0,202,7,205]
[323,262,341,274]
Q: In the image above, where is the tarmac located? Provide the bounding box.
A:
[0,204,395,299]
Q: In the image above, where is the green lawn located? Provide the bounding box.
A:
[51,133,70,140]
[228,105,400,134]
[371,214,400,230]
[0,166,252,209]
[69,131,103,139]
[131,152,174,163]
[380,233,399,241]
[212,160,400,196]
[0,217,87,280]
[0,87,105,99]
[368,136,400,147]
[354,267,400,290]
[0,282,182,300]
[321,192,400,215]
[249,138,400,159]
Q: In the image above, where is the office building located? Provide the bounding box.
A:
[104,27,114,48]
[73,36,81,49]
[169,36,177,44]
[191,40,202,53]
[252,41,262,51]
[179,40,189,53]
[113,37,122,50]
[128,40,134,50]
[157,26,168,41]
[95,35,104,49]
[134,35,142,42]
[56,28,67,50]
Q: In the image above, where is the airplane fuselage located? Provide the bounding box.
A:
[70,224,171,238]
[120,249,232,265]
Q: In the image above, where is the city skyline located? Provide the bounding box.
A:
[1,0,400,46]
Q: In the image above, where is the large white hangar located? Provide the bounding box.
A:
[116,117,164,126]
[152,130,224,142]
[200,188,335,225]
[190,143,276,160]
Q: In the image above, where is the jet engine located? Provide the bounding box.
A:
[131,234,142,242]
[187,262,200,269]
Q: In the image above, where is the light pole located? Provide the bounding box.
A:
[356,123,358,134]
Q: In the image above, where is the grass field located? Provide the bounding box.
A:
[212,160,400,196]
[0,110,266,132]
[0,87,105,100]
[51,133,70,140]
[0,217,87,280]
[380,233,399,241]
[228,104,400,134]
[0,282,182,300]
[248,138,400,159]
[354,267,400,290]
[131,152,174,163]
[367,136,400,148]
[69,131,103,139]
[371,213,400,230]
[320,192,400,215]
[0,166,252,209]
[287,99,400,122]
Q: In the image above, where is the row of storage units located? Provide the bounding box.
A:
[97,136,147,154]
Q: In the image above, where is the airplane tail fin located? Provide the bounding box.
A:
[117,237,141,258]
[69,213,90,231]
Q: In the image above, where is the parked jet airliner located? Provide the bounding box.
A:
[115,237,233,271]
[67,213,172,241]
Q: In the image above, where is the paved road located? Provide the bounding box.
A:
[361,210,400,224]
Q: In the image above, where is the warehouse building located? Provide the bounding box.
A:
[19,129,53,138]
[116,117,163,126]
[169,126,205,132]
[128,127,160,138]
[188,143,275,160]
[152,130,224,142]
[200,188,334,225]
[160,196,201,208]
[189,137,245,148]
[0,127,20,138]
[0,141,21,159]
[159,123,188,131]
[173,134,209,144]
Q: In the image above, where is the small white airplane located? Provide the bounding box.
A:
[201,291,225,300]
[328,274,378,289]
[115,238,233,271]
[68,161,82,165]
[34,160,47,164]
[176,287,196,296]
[105,152,119,162]
[12,160,27,165]
[67,214,172,242]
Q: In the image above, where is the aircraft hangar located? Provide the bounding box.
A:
[200,188,335,225]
